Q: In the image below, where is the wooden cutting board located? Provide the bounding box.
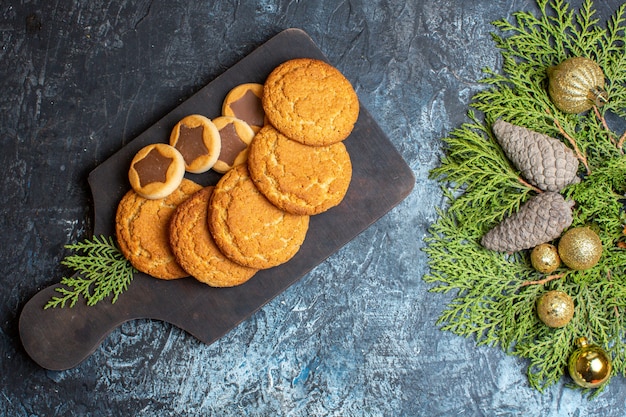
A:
[19,28,415,371]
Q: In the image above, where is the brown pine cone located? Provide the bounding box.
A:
[492,119,580,192]
[481,192,574,253]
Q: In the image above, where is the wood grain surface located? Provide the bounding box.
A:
[18,29,415,371]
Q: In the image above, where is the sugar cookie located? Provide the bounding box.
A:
[169,186,258,287]
[208,164,309,269]
[263,58,359,146]
[248,125,352,215]
[115,178,202,279]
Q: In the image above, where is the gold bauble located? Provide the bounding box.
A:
[558,227,602,270]
[568,337,612,388]
[547,57,608,114]
[530,243,560,274]
[536,290,574,328]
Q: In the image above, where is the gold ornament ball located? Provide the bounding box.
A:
[558,227,602,270]
[536,290,574,328]
[530,243,560,273]
[547,56,608,114]
[568,337,612,388]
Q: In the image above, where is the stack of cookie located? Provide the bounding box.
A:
[115,58,359,287]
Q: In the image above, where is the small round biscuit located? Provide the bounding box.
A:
[208,164,310,269]
[169,186,258,287]
[128,143,186,200]
[169,114,221,173]
[263,58,360,146]
[248,125,352,215]
[212,116,255,174]
[116,178,203,279]
[222,83,266,132]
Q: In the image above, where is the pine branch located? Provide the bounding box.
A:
[430,112,534,229]
[424,0,626,394]
[547,108,590,172]
[45,235,136,308]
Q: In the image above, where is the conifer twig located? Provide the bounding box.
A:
[617,131,626,151]
[520,273,565,287]
[518,177,543,193]
[593,106,622,152]
[547,109,590,173]
[45,235,136,308]
[593,106,616,144]
[606,270,620,319]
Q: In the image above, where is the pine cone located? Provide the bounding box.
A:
[481,192,574,253]
[492,119,580,192]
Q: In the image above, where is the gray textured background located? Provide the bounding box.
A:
[3,0,626,415]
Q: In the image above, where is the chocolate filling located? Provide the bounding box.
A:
[175,125,208,165]
[218,123,247,165]
[229,89,264,127]
[133,148,173,187]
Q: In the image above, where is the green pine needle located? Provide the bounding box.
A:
[45,235,136,309]
[424,0,626,394]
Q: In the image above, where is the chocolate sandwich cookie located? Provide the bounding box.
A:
[169,114,221,174]
[222,83,265,132]
[116,178,203,279]
[169,186,258,287]
[208,164,310,269]
[211,116,255,174]
[263,58,360,146]
[128,143,185,200]
[248,125,352,215]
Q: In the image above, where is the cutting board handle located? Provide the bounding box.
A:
[19,276,149,370]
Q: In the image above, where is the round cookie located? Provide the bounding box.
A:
[116,178,203,279]
[212,116,255,174]
[169,114,221,174]
[222,83,266,132]
[263,58,360,146]
[169,186,258,287]
[128,143,185,200]
[248,125,352,215]
[208,164,310,269]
